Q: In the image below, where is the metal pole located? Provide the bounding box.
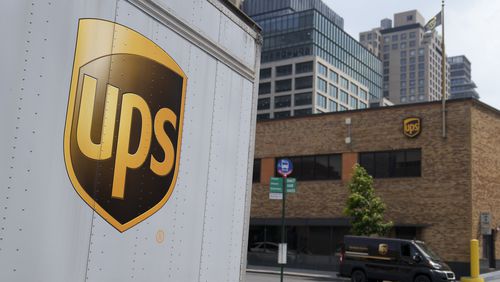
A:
[280,175,287,282]
[441,0,447,138]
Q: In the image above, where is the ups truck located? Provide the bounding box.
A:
[0,0,261,281]
[339,236,456,282]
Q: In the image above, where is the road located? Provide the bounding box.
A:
[245,272,340,282]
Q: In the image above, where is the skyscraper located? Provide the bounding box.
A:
[242,0,383,120]
[360,10,449,105]
[447,55,479,99]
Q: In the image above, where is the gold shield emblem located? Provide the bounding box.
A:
[403,117,421,138]
[378,243,389,255]
[64,19,187,232]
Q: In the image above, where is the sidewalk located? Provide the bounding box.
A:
[246,265,345,280]
[482,270,500,282]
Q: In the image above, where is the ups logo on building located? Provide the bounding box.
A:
[403,117,421,138]
[64,19,186,232]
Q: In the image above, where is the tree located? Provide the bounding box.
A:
[344,164,393,236]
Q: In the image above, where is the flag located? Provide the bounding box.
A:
[424,11,442,31]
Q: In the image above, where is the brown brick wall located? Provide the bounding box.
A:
[471,103,500,260]
[260,158,275,185]
[342,152,358,182]
[253,100,477,262]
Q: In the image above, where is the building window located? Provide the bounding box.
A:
[340,76,349,90]
[409,40,416,47]
[295,92,312,106]
[359,89,368,100]
[392,43,398,50]
[359,101,367,109]
[296,61,313,74]
[328,84,338,99]
[316,93,327,108]
[257,98,270,110]
[275,79,292,92]
[258,82,271,95]
[340,90,348,104]
[294,108,312,116]
[274,95,291,108]
[401,33,407,40]
[328,100,337,112]
[274,111,290,119]
[252,159,261,183]
[359,149,421,178]
[339,105,347,111]
[350,83,358,95]
[276,154,342,181]
[409,32,416,38]
[317,77,327,93]
[260,68,271,79]
[295,76,313,90]
[317,63,327,77]
[256,113,269,120]
[392,34,398,41]
[329,70,338,83]
[349,96,358,108]
[400,42,407,49]
[400,50,407,57]
[276,64,292,77]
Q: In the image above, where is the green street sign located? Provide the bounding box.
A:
[286,178,296,193]
[269,177,297,194]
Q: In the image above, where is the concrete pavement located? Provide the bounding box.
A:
[246,265,500,282]
[246,265,346,282]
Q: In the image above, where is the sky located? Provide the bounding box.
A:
[324,0,500,109]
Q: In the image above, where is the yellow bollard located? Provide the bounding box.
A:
[461,239,484,282]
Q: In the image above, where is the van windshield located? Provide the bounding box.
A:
[415,242,441,261]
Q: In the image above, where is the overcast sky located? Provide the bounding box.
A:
[324,0,500,109]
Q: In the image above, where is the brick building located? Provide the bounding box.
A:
[249,98,500,276]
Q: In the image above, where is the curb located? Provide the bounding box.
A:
[246,268,341,279]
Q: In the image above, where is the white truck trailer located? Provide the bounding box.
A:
[0,1,261,281]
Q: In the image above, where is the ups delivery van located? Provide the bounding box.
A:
[339,236,456,282]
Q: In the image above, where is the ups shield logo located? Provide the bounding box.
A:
[403,117,421,138]
[378,243,389,256]
[64,19,186,232]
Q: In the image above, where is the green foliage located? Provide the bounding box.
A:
[344,164,393,236]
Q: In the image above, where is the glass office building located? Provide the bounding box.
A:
[242,0,382,101]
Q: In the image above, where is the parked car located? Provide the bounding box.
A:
[338,236,456,282]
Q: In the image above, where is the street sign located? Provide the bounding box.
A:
[481,212,491,235]
[269,177,297,199]
[277,158,293,177]
[286,178,296,193]
[278,243,287,264]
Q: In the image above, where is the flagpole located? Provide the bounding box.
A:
[441,0,447,138]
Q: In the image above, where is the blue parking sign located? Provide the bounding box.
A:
[277,158,293,177]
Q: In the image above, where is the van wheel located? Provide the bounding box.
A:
[414,275,431,282]
[351,270,367,282]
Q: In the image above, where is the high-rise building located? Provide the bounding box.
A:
[447,55,479,99]
[360,10,449,105]
[242,0,383,120]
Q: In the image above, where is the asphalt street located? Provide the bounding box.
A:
[245,272,340,282]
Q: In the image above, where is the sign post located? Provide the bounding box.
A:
[276,158,293,282]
